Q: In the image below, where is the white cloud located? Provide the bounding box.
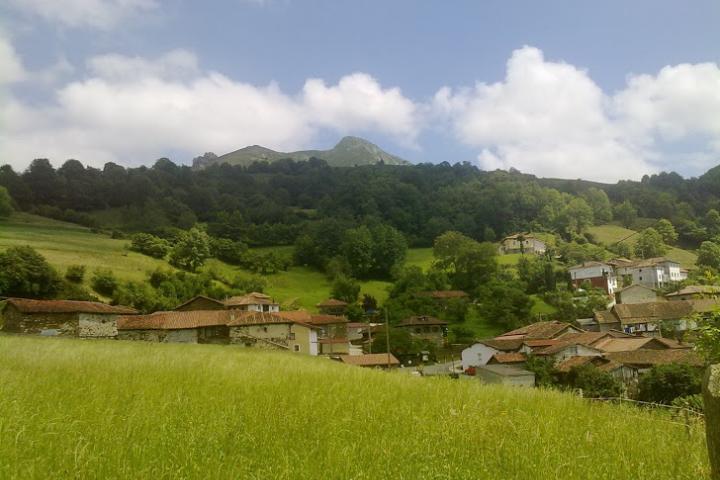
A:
[303,73,420,146]
[435,46,720,182]
[0,36,26,84]
[0,49,421,169]
[6,0,158,30]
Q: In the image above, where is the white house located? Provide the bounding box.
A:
[475,365,535,387]
[461,339,522,370]
[224,292,280,313]
[568,261,618,295]
[616,258,684,289]
[498,233,547,255]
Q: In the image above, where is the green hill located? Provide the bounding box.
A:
[0,335,708,479]
[194,136,411,169]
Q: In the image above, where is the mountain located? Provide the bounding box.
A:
[192,136,411,169]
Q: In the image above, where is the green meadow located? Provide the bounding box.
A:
[0,335,708,479]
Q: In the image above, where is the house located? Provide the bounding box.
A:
[287,312,350,355]
[396,315,448,346]
[117,310,231,344]
[568,261,618,295]
[603,349,704,380]
[494,321,583,341]
[532,341,604,364]
[615,258,686,289]
[498,233,547,255]
[316,298,348,316]
[461,339,525,370]
[666,285,720,301]
[1,298,137,338]
[591,335,690,353]
[475,364,535,387]
[592,299,720,335]
[615,284,659,304]
[174,293,280,313]
[487,352,527,365]
[339,353,400,368]
[227,311,319,354]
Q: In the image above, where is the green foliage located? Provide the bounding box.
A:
[671,394,704,414]
[112,280,173,313]
[64,264,86,283]
[697,241,720,270]
[525,355,558,387]
[582,188,612,224]
[476,279,533,330]
[91,268,118,296]
[563,364,623,398]
[330,275,360,304]
[210,237,248,265]
[0,246,61,298]
[517,256,558,294]
[637,363,702,404]
[655,219,678,245]
[168,227,211,272]
[433,231,497,291]
[130,233,171,259]
[695,310,720,364]
[634,228,668,259]
[614,200,638,228]
[0,186,13,217]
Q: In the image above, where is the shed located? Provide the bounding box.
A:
[1,298,137,338]
[475,365,535,387]
[117,310,230,344]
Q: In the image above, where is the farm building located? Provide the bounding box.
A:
[498,233,547,255]
[224,292,280,312]
[227,311,319,354]
[1,298,136,338]
[397,315,448,346]
[339,353,400,369]
[316,298,348,316]
[615,285,659,304]
[475,364,535,387]
[174,295,226,311]
[665,285,720,301]
[117,310,231,344]
[303,313,350,354]
[592,299,720,335]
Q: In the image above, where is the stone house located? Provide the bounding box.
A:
[1,298,137,338]
[174,295,226,311]
[397,315,448,347]
[498,233,547,255]
[302,313,350,355]
[117,310,231,344]
[227,311,319,355]
[568,261,618,295]
[224,292,280,312]
[592,299,720,335]
[665,285,720,301]
[475,364,535,387]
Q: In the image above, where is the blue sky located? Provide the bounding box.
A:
[1,0,719,182]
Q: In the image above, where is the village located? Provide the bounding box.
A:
[1,232,717,395]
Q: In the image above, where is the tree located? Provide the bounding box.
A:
[0,186,13,217]
[168,227,211,272]
[634,228,668,259]
[698,241,720,270]
[91,268,118,296]
[638,363,702,404]
[130,233,172,259]
[563,364,623,398]
[614,200,637,228]
[705,209,720,237]
[433,231,497,292]
[65,265,86,283]
[210,237,248,265]
[0,246,61,298]
[655,219,678,245]
[476,279,533,330]
[582,188,612,224]
[331,275,360,304]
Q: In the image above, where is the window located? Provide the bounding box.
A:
[289,332,296,340]
[293,345,300,352]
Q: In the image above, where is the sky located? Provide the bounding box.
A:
[0,0,719,183]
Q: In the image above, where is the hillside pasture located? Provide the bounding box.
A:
[0,335,708,479]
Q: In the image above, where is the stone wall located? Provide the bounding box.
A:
[229,324,291,349]
[78,314,118,338]
[1,305,78,336]
[118,328,198,343]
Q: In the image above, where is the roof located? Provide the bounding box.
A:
[594,299,720,326]
[417,290,469,299]
[666,285,720,297]
[496,321,577,340]
[615,284,657,294]
[340,353,400,366]
[555,356,596,373]
[604,349,704,368]
[398,315,448,327]
[489,352,527,364]
[224,292,277,307]
[535,341,603,356]
[305,314,349,325]
[118,310,229,330]
[568,261,612,271]
[476,364,535,377]
[592,336,690,353]
[5,298,137,315]
[623,257,679,269]
[476,338,525,352]
[556,331,610,345]
[501,233,543,242]
[607,258,634,267]
[316,298,348,307]
[173,295,225,310]
[522,339,563,348]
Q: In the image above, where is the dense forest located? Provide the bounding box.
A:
[2,157,720,248]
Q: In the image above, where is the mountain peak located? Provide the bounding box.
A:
[195,136,410,169]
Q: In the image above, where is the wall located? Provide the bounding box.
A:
[1,305,78,336]
[618,287,658,304]
[461,344,499,370]
[175,298,224,311]
[78,313,118,338]
[229,323,291,349]
[288,324,318,355]
[118,329,198,343]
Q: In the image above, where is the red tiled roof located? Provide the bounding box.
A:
[172,295,225,310]
[306,314,349,325]
[497,321,577,340]
[316,298,348,307]
[224,292,276,307]
[5,298,136,315]
[227,311,295,327]
[477,338,525,351]
[340,353,399,366]
[490,352,527,364]
[604,349,704,367]
[555,356,596,373]
[118,310,229,330]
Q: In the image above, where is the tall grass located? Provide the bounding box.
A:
[0,336,708,479]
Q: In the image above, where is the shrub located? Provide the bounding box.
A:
[0,246,61,298]
[210,237,248,265]
[65,265,86,283]
[130,233,171,259]
[168,228,211,272]
[637,363,702,404]
[563,365,623,398]
[331,275,360,304]
[91,268,118,296]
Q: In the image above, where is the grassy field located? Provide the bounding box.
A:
[0,335,708,479]
[588,224,698,268]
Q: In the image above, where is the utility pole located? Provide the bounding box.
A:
[384,308,391,368]
[367,322,372,354]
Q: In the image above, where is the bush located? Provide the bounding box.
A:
[91,268,118,296]
[331,275,360,304]
[637,363,702,404]
[130,233,171,259]
[211,238,248,265]
[168,228,211,272]
[65,265,86,283]
[563,365,623,398]
[0,246,61,298]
